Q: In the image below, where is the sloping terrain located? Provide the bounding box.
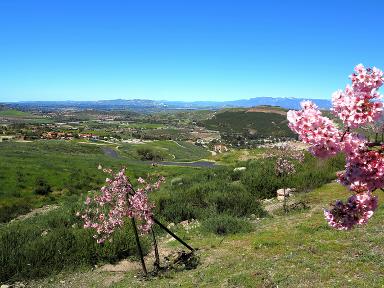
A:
[27,182,384,287]
[201,108,295,138]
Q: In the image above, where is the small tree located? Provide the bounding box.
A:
[78,167,194,275]
[265,144,304,212]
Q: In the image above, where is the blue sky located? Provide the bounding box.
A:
[1,0,384,102]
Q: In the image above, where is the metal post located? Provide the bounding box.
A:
[151,227,160,270]
[131,218,147,276]
[153,217,195,252]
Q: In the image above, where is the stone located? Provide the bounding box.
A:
[277,188,295,196]
[167,222,175,229]
[277,188,295,201]
[233,167,246,172]
[179,220,189,227]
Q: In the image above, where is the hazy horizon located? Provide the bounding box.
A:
[2,95,331,104]
[1,1,384,102]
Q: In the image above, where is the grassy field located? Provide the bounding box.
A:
[0,109,34,117]
[28,182,384,288]
[0,140,207,222]
[119,140,211,162]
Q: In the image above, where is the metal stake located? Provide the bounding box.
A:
[151,227,161,270]
[153,217,195,252]
[131,218,147,276]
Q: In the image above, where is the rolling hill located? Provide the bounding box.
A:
[201,106,295,138]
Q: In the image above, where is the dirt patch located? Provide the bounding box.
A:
[11,204,60,223]
[246,107,287,115]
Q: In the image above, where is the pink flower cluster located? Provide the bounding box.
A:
[265,144,305,177]
[275,157,296,177]
[78,167,164,243]
[324,192,378,230]
[338,149,384,193]
[332,64,383,128]
[287,101,341,158]
[287,64,384,230]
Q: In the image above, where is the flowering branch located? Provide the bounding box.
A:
[287,64,384,230]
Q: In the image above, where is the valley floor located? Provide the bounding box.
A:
[27,182,384,288]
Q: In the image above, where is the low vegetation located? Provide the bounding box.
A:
[201,108,295,141]
[0,198,150,282]
[23,183,384,288]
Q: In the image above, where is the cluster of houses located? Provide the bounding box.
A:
[41,132,100,141]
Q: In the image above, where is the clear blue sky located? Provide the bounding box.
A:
[1,0,384,102]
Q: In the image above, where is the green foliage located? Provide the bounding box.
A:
[136,147,166,161]
[34,177,52,195]
[0,200,150,282]
[0,109,33,117]
[241,152,345,199]
[120,140,210,162]
[154,153,345,224]
[0,203,31,223]
[202,109,295,138]
[201,214,253,235]
[153,167,267,223]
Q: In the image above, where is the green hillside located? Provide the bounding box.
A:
[201,108,295,138]
[0,109,33,117]
[25,182,384,288]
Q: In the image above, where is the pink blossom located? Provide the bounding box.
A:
[275,157,296,176]
[78,168,164,243]
[324,192,378,230]
[287,101,342,158]
[287,64,384,230]
[332,64,383,128]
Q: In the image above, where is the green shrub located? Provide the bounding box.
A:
[154,179,266,223]
[136,147,165,161]
[0,203,31,223]
[0,201,150,282]
[154,152,344,225]
[201,214,253,235]
[34,177,52,195]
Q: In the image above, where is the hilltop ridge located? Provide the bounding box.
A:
[3,97,331,112]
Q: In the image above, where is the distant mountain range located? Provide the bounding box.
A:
[4,97,331,111]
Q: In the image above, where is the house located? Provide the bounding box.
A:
[0,135,15,142]
[213,144,229,153]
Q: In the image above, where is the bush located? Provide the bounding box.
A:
[154,179,266,223]
[154,153,344,225]
[136,147,165,161]
[34,177,52,195]
[0,200,150,282]
[201,214,253,235]
[0,203,31,223]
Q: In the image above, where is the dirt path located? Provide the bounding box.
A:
[11,204,60,223]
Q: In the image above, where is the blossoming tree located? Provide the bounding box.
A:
[265,144,304,212]
[287,64,383,230]
[78,167,194,275]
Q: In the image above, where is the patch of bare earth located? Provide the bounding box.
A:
[26,237,181,288]
[246,107,287,115]
[11,204,60,223]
